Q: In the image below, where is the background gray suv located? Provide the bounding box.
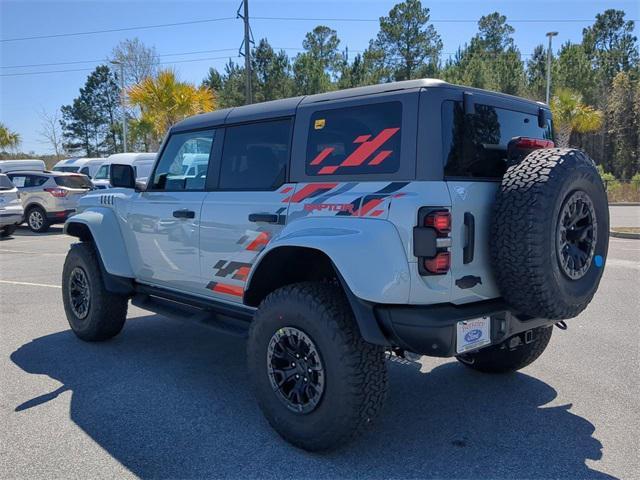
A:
[7,171,92,233]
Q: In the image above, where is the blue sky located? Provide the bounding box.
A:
[1,0,638,154]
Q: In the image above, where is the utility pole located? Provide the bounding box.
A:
[110,60,127,152]
[545,31,558,104]
[240,0,252,104]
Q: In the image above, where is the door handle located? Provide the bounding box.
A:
[173,209,195,219]
[248,213,280,224]
[463,212,475,264]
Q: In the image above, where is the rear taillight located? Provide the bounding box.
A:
[414,207,452,276]
[424,252,451,274]
[513,137,555,149]
[44,187,68,198]
[425,210,451,233]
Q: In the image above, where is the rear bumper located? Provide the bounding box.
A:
[373,300,555,357]
[47,209,75,224]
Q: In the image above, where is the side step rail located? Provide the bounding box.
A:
[132,293,252,338]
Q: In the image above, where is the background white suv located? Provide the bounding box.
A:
[7,171,92,233]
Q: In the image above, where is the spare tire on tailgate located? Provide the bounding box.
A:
[491,148,609,320]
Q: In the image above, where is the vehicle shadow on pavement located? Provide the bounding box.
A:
[11,226,65,236]
[10,314,615,480]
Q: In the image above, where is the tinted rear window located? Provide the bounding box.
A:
[55,175,92,189]
[54,166,80,173]
[219,119,291,190]
[442,101,553,178]
[306,102,402,176]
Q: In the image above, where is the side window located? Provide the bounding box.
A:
[151,130,215,191]
[8,175,26,187]
[218,119,291,190]
[442,101,553,178]
[80,166,90,176]
[306,102,402,176]
[94,164,109,180]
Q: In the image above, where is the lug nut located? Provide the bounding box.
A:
[295,374,300,379]
[304,377,308,382]
[291,362,295,367]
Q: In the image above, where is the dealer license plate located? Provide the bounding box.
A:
[456,317,491,354]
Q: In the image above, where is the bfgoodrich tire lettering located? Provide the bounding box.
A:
[62,242,128,341]
[247,282,388,452]
[491,148,609,319]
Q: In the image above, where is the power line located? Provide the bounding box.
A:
[0,17,235,43]
[2,15,634,43]
[0,47,315,70]
[0,48,240,69]
[0,55,241,77]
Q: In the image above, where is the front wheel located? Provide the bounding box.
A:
[456,326,553,373]
[62,242,128,341]
[247,282,388,452]
[0,225,16,237]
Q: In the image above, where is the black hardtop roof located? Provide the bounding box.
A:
[171,78,547,133]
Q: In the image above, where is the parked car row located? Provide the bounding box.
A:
[0,152,156,236]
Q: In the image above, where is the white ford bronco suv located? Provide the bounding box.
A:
[62,79,609,451]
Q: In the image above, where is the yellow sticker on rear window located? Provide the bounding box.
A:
[314,119,326,130]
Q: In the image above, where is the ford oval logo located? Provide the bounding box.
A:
[464,329,483,343]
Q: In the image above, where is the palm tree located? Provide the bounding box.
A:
[128,69,215,143]
[550,89,603,147]
[0,123,21,151]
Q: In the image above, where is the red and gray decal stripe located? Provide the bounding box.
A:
[213,260,252,280]
[205,281,244,297]
[336,181,409,217]
[283,183,338,203]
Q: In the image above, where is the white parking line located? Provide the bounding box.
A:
[0,279,61,289]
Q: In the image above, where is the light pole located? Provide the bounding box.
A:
[545,31,558,104]
[110,60,127,152]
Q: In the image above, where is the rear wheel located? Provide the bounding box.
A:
[247,282,388,452]
[26,206,50,233]
[62,242,128,341]
[456,326,553,373]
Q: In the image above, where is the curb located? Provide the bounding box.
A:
[609,203,640,206]
[610,230,640,240]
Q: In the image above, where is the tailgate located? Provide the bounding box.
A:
[446,181,501,304]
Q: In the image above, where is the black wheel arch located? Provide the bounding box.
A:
[65,222,134,296]
[244,246,390,346]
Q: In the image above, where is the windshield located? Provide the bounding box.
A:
[94,164,109,180]
[0,174,14,190]
[54,175,93,189]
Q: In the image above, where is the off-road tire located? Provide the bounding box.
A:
[26,205,50,233]
[457,326,553,373]
[491,148,609,319]
[247,281,388,452]
[62,242,128,341]
[0,225,16,237]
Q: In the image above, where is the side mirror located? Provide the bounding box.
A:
[135,179,147,191]
[110,164,136,189]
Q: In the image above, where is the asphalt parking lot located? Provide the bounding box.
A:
[1,207,638,479]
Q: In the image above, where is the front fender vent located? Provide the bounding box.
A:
[100,194,115,205]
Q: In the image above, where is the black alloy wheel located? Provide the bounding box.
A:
[267,326,325,414]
